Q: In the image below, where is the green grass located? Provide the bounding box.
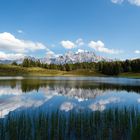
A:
[0,64,104,76]
[119,72,140,78]
[0,64,139,78]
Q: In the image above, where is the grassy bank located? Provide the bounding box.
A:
[0,64,139,78]
[119,72,140,78]
[0,64,104,76]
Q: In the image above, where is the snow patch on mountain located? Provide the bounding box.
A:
[0,50,111,64]
[41,50,110,64]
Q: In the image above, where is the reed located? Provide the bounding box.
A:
[0,108,140,140]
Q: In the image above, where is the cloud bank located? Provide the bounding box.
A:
[134,50,140,54]
[60,39,122,54]
[88,40,121,54]
[60,38,84,49]
[111,0,140,6]
[111,0,124,4]
[0,51,25,60]
[0,32,46,53]
[60,40,76,49]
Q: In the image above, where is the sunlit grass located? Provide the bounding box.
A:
[0,64,139,78]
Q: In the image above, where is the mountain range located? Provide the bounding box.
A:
[0,50,112,64]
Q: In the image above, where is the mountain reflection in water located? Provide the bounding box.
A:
[0,77,140,118]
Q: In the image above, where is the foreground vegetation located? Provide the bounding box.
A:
[0,64,103,76]
[1,108,140,140]
[0,64,140,78]
[0,64,138,78]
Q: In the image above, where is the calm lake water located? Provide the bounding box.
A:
[0,76,140,118]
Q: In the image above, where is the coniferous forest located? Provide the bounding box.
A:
[19,58,140,75]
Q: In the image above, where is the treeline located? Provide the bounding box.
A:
[13,58,140,75]
[98,59,140,75]
[20,58,95,71]
[1,108,140,140]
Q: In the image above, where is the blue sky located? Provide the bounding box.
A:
[0,0,140,60]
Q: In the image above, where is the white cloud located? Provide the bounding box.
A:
[76,49,89,54]
[46,48,55,55]
[76,49,85,53]
[134,50,140,54]
[60,39,121,54]
[46,48,60,58]
[0,51,25,60]
[60,38,84,49]
[0,32,46,53]
[111,0,140,6]
[88,40,122,54]
[76,38,84,46]
[111,0,124,4]
[128,0,140,6]
[60,40,76,49]
[46,49,56,58]
[17,30,23,34]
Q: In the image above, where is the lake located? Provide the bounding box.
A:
[0,76,140,118]
[0,76,140,140]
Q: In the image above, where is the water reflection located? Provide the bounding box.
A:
[89,97,121,111]
[0,77,140,118]
[0,78,140,93]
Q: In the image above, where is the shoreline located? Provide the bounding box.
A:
[0,65,139,79]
